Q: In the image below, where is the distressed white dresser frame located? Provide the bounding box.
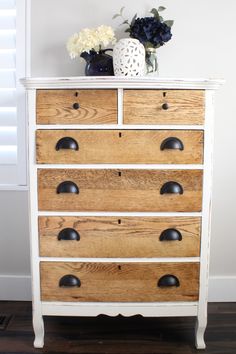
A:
[23,77,223,349]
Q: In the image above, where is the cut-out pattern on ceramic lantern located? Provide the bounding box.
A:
[113,38,145,77]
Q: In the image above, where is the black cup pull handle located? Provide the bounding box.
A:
[160,181,183,195]
[158,274,180,288]
[57,181,79,194]
[55,137,79,151]
[159,228,182,242]
[59,275,81,288]
[58,228,80,241]
[160,137,184,151]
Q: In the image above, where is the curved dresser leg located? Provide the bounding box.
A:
[33,311,44,348]
[195,317,206,349]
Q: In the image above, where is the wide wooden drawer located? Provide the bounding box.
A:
[40,262,199,302]
[38,169,203,212]
[39,216,201,258]
[36,89,117,125]
[36,130,204,164]
[124,90,205,125]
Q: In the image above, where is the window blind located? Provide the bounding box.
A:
[0,0,17,166]
[0,0,27,187]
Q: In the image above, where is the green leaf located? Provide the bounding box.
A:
[131,13,137,26]
[158,6,166,12]
[120,6,125,15]
[119,19,129,27]
[150,8,160,20]
[125,28,131,33]
[159,16,163,22]
[112,13,120,20]
[164,20,174,27]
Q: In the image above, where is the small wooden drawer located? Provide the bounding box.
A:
[39,216,201,258]
[38,169,203,212]
[124,90,205,125]
[36,89,117,125]
[40,262,200,302]
[36,130,204,164]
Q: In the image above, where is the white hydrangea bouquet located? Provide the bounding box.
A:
[67,25,116,76]
[67,25,116,58]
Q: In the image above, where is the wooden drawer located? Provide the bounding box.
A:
[124,90,205,125]
[39,216,201,258]
[36,89,117,125]
[36,130,204,164]
[38,169,203,212]
[40,262,199,302]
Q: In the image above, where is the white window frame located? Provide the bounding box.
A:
[0,0,30,190]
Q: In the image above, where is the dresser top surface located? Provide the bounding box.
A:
[21,76,224,90]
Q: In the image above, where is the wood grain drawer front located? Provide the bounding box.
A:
[40,262,199,302]
[38,169,203,212]
[39,216,201,258]
[124,90,205,125]
[36,130,204,164]
[36,90,117,125]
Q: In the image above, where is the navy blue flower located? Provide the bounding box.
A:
[130,17,172,47]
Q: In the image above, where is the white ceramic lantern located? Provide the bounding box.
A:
[113,38,145,77]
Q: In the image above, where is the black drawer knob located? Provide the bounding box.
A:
[55,137,79,151]
[160,228,182,241]
[57,181,79,194]
[59,275,81,288]
[58,228,80,241]
[160,181,183,195]
[162,103,169,110]
[158,274,180,288]
[160,137,184,151]
[73,102,80,110]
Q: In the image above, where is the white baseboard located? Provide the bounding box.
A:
[208,275,236,302]
[0,274,235,302]
[0,275,32,301]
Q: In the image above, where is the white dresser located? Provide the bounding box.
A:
[22,77,222,349]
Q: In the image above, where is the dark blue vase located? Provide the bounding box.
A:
[80,49,114,76]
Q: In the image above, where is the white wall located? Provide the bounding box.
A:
[1,0,236,300]
[0,191,31,300]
